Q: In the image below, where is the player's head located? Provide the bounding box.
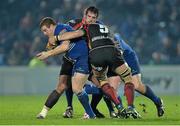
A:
[84,6,99,24]
[40,17,57,37]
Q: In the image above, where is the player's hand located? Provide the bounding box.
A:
[36,51,50,60]
[46,42,56,50]
[48,35,56,45]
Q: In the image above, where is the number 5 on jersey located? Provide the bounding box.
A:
[99,24,109,33]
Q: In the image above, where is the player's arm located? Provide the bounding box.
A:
[36,40,70,60]
[48,28,85,46]
[46,40,70,56]
[52,29,85,42]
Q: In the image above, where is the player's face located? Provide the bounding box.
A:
[41,25,54,37]
[85,11,97,24]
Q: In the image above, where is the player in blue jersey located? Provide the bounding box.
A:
[36,17,95,119]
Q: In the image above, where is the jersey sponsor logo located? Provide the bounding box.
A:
[92,35,111,42]
[94,67,103,72]
[76,67,89,73]
[91,64,103,72]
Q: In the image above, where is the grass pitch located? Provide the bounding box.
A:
[0,95,180,125]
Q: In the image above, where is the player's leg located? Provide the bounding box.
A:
[37,75,69,119]
[85,75,105,118]
[63,79,74,118]
[57,56,74,118]
[114,63,141,119]
[83,83,105,118]
[132,74,164,117]
[107,75,123,117]
[89,48,126,118]
[108,76,123,105]
[126,52,164,117]
[91,67,126,118]
[72,72,96,118]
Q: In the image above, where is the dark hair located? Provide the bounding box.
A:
[85,6,99,18]
[39,17,56,28]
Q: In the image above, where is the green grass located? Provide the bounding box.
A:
[0,95,180,125]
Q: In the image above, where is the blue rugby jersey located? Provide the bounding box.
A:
[114,33,134,54]
[114,33,141,75]
[54,24,88,63]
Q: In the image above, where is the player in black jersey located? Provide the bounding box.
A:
[63,7,109,118]
[49,22,141,119]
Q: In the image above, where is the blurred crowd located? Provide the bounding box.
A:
[0,0,180,66]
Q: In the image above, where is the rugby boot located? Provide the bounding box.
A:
[63,106,73,118]
[82,113,96,119]
[155,98,165,117]
[93,108,105,118]
[110,111,118,118]
[117,107,127,119]
[126,106,141,119]
[36,114,45,119]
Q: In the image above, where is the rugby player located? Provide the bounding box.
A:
[36,17,95,119]
[63,6,107,118]
[88,33,165,118]
[108,33,165,117]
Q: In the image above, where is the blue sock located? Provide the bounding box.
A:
[65,86,74,108]
[84,84,100,94]
[118,96,123,106]
[77,91,95,118]
[144,85,159,104]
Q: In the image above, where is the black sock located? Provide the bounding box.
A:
[65,85,74,108]
[91,90,103,110]
[45,90,62,108]
[103,96,114,112]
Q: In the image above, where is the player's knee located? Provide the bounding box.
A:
[56,82,67,93]
[93,71,107,82]
[135,82,145,92]
[131,75,143,90]
[72,88,82,94]
[108,76,120,90]
[72,86,83,94]
[119,66,132,83]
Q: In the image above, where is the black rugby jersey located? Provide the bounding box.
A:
[84,23,115,50]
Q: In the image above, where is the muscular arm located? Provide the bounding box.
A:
[57,29,85,41]
[48,29,86,47]
[47,40,70,57]
[36,40,70,60]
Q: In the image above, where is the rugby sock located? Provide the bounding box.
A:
[103,96,114,112]
[142,85,159,104]
[84,84,101,94]
[38,105,50,118]
[65,86,74,108]
[101,83,121,106]
[91,92,103,110]
[45,90,62,108]
[118,96,123,106]
[124,83,135,107]
[77,91,95,118]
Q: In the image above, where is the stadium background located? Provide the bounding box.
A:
[0,0,180,66]
[0,0,180,125]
